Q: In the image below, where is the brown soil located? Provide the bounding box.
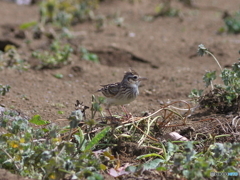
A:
[0,0,240,179]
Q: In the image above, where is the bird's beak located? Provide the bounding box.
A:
[138,77,147,81]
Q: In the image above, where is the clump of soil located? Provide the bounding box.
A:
[199,87,240,113]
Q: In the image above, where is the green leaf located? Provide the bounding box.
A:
[156,166,167,171]
[189,89,203,98]
[167,142,178,156]
[0,85,11,96]
[136,153,165,160]
[75,127,87,151]
[19,21,37,30]
[97,96,105,104]
[142,158,162,170]
[77,127,85,144]
[53,73,63,79]
[58,110,64,114]
[73,134,81,144]
[69,109,83,129]
[65,142,75,154]
[203,71,216,87]
[224,11,240,34]
[126,166,137,173]
[87,172,104,180]
[183,170,190,178]
[85,126,111,151]
[29,115,50,125]
[81,48,99,63]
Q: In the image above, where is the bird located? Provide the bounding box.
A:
[97,69,147,118]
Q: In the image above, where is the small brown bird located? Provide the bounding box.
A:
[97,69,147,117]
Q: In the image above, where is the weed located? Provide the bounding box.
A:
[90,95,104,119]
[39,0,99,28]
[0,106,110,179]
[81,48,99,63]
[19,21,38,30]
[0,84,10,96]
[32,40,73,69]
[0,96,239,179]
[53,73,64,79]
[197,44,222,71]
[18,0,99,41]
[189,89,203,99]
[155,1,179,17]
[57,110,64,114]
[127,142,240,179]
[223,11,240,34]
[0,45,30,71]
[143,0,179,22]
[190,44,240,113]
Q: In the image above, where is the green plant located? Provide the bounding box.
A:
[154,1,179,17]
[39,0,99,28]
[197,44,222,71]
[53,73,64,79]
[172,142,240,179]
[191,44,240,112]
[32,40,73,69]
[223,11,240,34]
[19,0,99,41]
[0,84,10,96]
[0,45,30,71]
[1,96,239,179]
[127,141,240,179]
[203,71,217,90]
[90,95,105,119]
[19,21,38,30]
[0,106,111,179]
[81,48,99,63]
[189,89,203,99]
[143,0,179,22]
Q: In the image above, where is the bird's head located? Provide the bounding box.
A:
[122,69,147,86]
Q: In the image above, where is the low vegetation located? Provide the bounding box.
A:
[39,0,99,27]
[32,40,73,69]
[190,44,240,113]
[1,93,239,179]
[0,45,30,71]
[223,10,240,34]
[0,84,10,96]
[81,48,99,63]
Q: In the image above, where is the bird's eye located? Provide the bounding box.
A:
[128,75,138,81]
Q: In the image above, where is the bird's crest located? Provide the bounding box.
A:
[124,68,139,76]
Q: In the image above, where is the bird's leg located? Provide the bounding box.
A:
[106,108,117,123]
[121,105,132,119]
[106,108,113,117]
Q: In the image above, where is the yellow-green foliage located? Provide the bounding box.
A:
[40,0,99,27]
[0,45,30,71]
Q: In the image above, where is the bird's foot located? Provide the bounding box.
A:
[122,113,133,121]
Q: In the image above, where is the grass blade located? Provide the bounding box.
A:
[85,126,111,151]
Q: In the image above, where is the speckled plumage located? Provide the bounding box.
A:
[97,70,146,116]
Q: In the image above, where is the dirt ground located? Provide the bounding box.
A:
[0,0,240,179]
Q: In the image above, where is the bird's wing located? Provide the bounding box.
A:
[97,82,121,98]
